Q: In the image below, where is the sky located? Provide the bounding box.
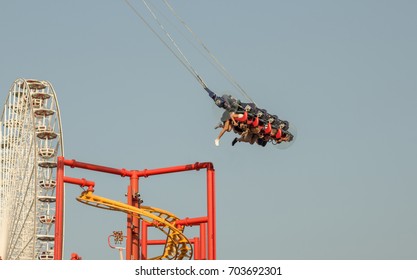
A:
[0,0,416,260]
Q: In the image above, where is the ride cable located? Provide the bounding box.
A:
[124,0,256,105]
[124,1,202,86]
[160,0,256,104]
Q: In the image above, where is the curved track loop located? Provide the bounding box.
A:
[76,190,192,260]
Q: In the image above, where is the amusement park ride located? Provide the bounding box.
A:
[0,78,216,260]
[0,2,296,261]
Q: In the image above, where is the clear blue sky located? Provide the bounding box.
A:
[1,0,416,260]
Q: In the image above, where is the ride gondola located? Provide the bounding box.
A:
[204,85,293,147]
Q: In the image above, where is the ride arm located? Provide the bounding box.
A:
[196,75,214,99]
[204,86,217,101]
[201,86,230,111]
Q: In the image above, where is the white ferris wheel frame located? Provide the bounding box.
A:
[0,78,64,260]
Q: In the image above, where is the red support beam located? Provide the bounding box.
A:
[55,157,97,260]
[175,216,208,226]
[130,172,140,260]
[200,223,207,260]
[146,239,166,245]
[54,156,65,260]
[62,159,213,179]
[136,162,214,178]
[193,238,200,260]
[126,182,132,260]
[63,176,95,189]
[207,167,216,260]
[62,159,131,177]
[141,221,148,260]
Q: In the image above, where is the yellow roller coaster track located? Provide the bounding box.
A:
[76,190,193,260]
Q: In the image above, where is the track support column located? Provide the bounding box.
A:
[207,165,216,260]
[126,172,140,259]
[54,156,64,260]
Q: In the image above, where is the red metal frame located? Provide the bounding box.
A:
[54,156,216,260]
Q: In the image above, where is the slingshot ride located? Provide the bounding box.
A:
[125,0,296,148]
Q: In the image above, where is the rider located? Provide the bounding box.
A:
[232,125,294,147]
[203,86,243,146]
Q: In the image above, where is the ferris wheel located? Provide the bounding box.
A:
[0,78,64,260]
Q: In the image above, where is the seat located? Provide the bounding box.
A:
[39,180,56,190]
[39,148,56,158]
[234,111,247,122]
[39,215,56,224]
[274,128,282,139]
[250,116,259,127]
[38,250,54,260]
[263,122,272,134]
